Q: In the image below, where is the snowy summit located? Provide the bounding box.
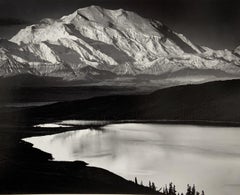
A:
[0,5,240,82]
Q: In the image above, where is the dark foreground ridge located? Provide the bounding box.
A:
[0,126,159,194]
[2,79,240,126]
[0,126,204,194]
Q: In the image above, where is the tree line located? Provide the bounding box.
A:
[134,177,205,195]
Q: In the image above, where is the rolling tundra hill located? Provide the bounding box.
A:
[2,79,240,126]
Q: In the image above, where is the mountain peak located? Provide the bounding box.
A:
[2,6,240,82]
[75,5,129,16]
[61,6,155,34]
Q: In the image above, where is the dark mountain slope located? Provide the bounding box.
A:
[2,79,240,126]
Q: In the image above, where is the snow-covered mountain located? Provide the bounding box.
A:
[0,5,240,84]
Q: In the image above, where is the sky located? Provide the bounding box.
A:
[0,0,239,50]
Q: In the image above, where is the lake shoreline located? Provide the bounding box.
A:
[104,119,240,127]
[0,124,160,194]
[22,122,240,195]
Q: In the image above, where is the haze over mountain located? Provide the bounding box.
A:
[0,6,240,85]
[234,46,240,56]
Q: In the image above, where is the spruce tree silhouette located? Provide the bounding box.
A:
[173,185,177,194]
[152,182,156,191]
[134,177,138,185]
[192,184,196,195]
[169,182,173,194]
[135,179,204,195]
[186,184,192,195]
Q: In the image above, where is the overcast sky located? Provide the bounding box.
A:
[0,0,239,50]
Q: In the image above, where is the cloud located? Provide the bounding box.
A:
[0,18,28,26]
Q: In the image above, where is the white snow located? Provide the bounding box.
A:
[0,5,239,80]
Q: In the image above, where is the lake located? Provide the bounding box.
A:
[23,122,240,195]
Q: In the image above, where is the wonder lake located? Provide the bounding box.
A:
[23,122,240,195]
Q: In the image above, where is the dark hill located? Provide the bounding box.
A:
[3,79,240,126]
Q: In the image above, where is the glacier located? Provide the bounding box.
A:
[0,5,240,84]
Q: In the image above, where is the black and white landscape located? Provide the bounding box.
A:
[1,5,240,85]
[0,0,240,195]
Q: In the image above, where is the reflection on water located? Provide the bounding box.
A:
[1,102,56,108]
[33,124,72,128]
[34,120,110,128]
[23,123,240,195]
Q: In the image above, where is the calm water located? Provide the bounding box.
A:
[23,123,240,195]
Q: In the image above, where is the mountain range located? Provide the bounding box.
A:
[0,5,240,85]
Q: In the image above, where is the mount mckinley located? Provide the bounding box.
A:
[0,5,240,85]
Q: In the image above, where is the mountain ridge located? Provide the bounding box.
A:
[0,5,240,84]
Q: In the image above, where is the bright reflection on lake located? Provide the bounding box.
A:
[34,120,110,128]
[23,123,240,195]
